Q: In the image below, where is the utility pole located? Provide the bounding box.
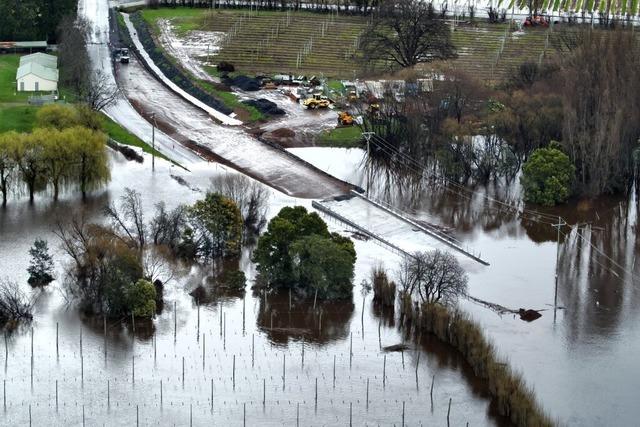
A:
[552,216,566,322]
[150,113,156,172]
[362,132,375,195]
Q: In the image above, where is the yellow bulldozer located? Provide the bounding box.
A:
[303,94,330,109]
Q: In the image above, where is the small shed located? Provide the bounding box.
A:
[16,62,58,92]
[16,52,58,92]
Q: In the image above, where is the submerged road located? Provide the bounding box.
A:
[79,0,351,198]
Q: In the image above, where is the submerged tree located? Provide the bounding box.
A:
[521,145,575,206]
[27,239,55,287]
[556,28,640,196]
[399,250,467,306]
[253,206,357,300]
[0,279,35,329]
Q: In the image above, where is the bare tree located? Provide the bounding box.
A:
[150,202,188,247]
[0,279,35,327]
[81,70,120,111]
[361,0,456,68]
[399,250,467,306]
[210,174,270,235]
[103,188,146,249]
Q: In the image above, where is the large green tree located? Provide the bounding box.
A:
[253,206,357,299]
[521,146,575,206]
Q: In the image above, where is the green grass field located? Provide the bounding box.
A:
[0,55,29,103]
[318,125,362,148]
[0,105,39,132]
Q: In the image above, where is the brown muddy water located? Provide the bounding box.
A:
[291,147,640,426]
[0,152,507,426]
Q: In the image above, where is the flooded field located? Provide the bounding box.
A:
[0,152,509,426]
[291,147,640,426]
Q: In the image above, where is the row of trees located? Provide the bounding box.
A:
[0,0,77,42]
[359,23,640,205]
[0,105,110,205]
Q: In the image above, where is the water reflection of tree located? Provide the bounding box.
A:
[79,311,156,344]
[554,191,640,342]
[255,290,354,346]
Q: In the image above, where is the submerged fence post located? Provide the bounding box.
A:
[333,355,336,388]
[430,375,435,407]
[263,378,266,406]
[383,354,386,388]
[233,355,236,390]
[282,353,286,390]
[349,332,353,369]
[103,316,107,360]
[366,378,369,410]
[160,380,163,406]
[203,334,206,370]
[447,397,452,426]
[174,301,177,343]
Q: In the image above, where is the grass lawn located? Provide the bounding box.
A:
[0,55,29,103]
[318,125,362,148]
[100,114,172,161]
[0,105,39,132]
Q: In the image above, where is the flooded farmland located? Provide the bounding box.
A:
[0,152,510,426]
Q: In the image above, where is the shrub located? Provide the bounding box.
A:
[371,266,396,307]
[521,145,575,206]
[217,61,235,73]
[127,279,156,318]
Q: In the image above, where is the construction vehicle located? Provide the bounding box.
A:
[337,111,354,126]
[303,93,330,109]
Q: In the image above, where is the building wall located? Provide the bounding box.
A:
[16,74,57,92]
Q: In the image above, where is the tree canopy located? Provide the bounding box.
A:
[521,145,575,207]
[253,206,356,299]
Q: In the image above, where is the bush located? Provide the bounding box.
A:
[253,206,356,299]
[521,145,575,206]
[371,266,396,307]
[127,279,156,318]
[217,61,235,73]
[221,270,246,290]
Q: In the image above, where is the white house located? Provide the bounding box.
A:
[16,53,58,92]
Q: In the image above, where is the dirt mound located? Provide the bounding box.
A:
[262,128,299,147]
[242,98,285,115]
[223,75,261,91]
[271,128,296,138]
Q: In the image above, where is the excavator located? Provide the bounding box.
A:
[303,93,331,109]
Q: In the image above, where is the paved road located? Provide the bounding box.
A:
[79,0,201,165]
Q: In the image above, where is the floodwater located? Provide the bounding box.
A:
[0,151,508,426]
[291,147,640,426]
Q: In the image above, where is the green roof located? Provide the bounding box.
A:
[16,62,59,82]
[19,53,57,69]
